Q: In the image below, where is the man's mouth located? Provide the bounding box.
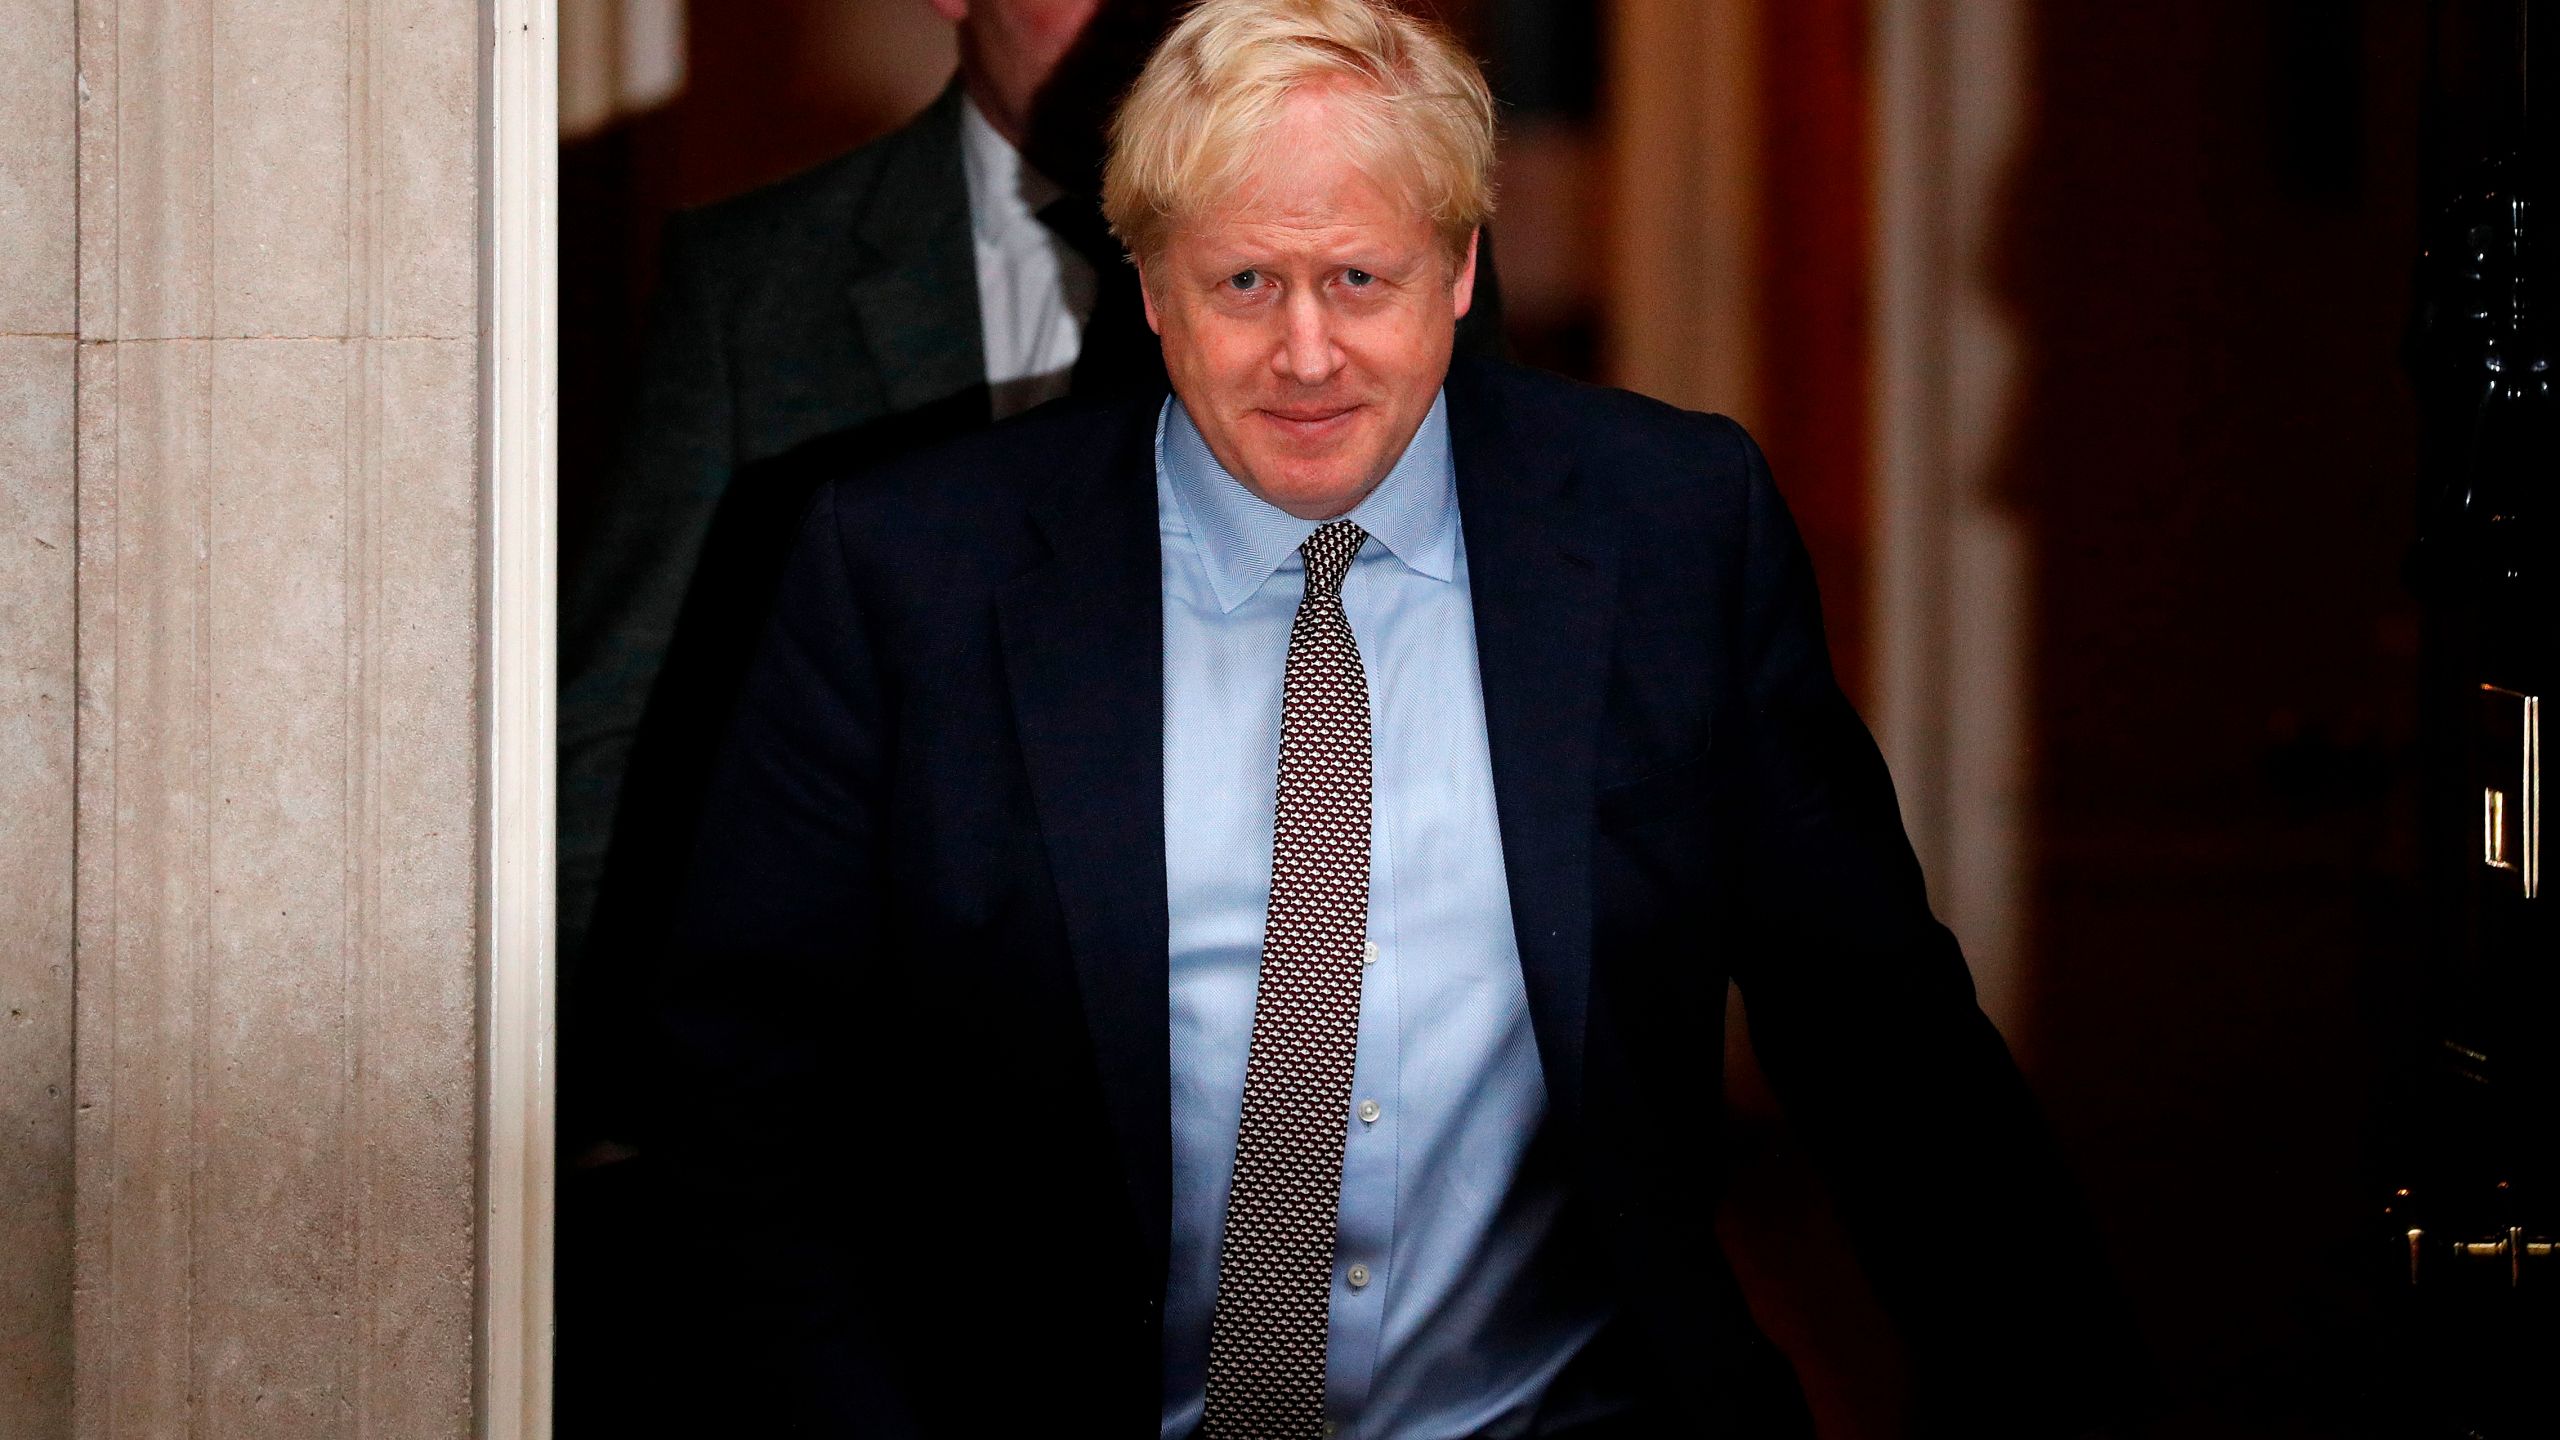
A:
[1258,405,1359,438]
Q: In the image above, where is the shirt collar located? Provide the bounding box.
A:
[1159,390,1458,614]
[957,91,1062,244]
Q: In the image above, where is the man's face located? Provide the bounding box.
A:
[930,0,1103,142]
[1141,90,1477,521]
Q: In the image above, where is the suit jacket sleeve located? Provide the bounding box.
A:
[1717,422,2149,1434]
[558,212,738,993]
[649,477,926,1434]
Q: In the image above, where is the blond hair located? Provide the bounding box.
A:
[1102,0,1496,267]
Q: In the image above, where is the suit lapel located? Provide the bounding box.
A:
[844,82,989,416]
[1448,360,1620,1127]
[987,365,1615,1270]
[996,405,1173,1273]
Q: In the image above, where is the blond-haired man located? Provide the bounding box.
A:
[662,2,2140,1435]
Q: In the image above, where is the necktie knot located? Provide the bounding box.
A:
[1300,520,1367,601]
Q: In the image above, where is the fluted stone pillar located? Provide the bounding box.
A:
[0,1,510,1434]
[1,0,81,1429]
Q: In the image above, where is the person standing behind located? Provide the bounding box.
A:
[560,2,1161,1152]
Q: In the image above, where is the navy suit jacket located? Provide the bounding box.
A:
[660,356,2142,1436]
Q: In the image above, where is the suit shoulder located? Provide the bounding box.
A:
[659,100,948,279]
[812,395,1156,563]
[662,151,872,274]
[1454,358,1761,498]
[841,395,1138,506]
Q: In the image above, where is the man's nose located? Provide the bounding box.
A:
[1272,289,1341,387]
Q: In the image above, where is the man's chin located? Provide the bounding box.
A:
[1244,458,1385,520]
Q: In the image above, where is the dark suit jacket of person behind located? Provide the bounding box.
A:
[561,80,1508,1152]
[657,354,2148,1436]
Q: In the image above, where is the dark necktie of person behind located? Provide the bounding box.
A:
[1039,193,1170,398]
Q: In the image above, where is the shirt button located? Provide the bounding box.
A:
[1356,1098,1381,1124]
[1362,940,1380,966]
[1322,1425,1338,1438]
[1346,1263,1371,1290]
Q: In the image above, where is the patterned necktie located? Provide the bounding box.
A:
[1203,520,1374,1439]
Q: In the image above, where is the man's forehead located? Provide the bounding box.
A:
[1188,207,1428,250]
[1180,165,1433,255]
[1165,205,1460,294]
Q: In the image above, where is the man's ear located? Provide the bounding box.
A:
[1450,228,1480,321]
[1137,257,1163,334]
[928,0,968,22]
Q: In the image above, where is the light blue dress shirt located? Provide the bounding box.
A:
[1156,393,1615,1439]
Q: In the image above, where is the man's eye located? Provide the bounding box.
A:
[1343,269,1375,287]
[1226,270,1261,291]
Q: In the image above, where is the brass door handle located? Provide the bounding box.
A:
[2408,1225,2560,1287]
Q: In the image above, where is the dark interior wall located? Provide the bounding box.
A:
[2004,2,2429,1428]
[2006,1,2421,834]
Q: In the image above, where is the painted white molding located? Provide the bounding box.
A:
[480,0,559,1436]
[1870,0,2036,1043]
